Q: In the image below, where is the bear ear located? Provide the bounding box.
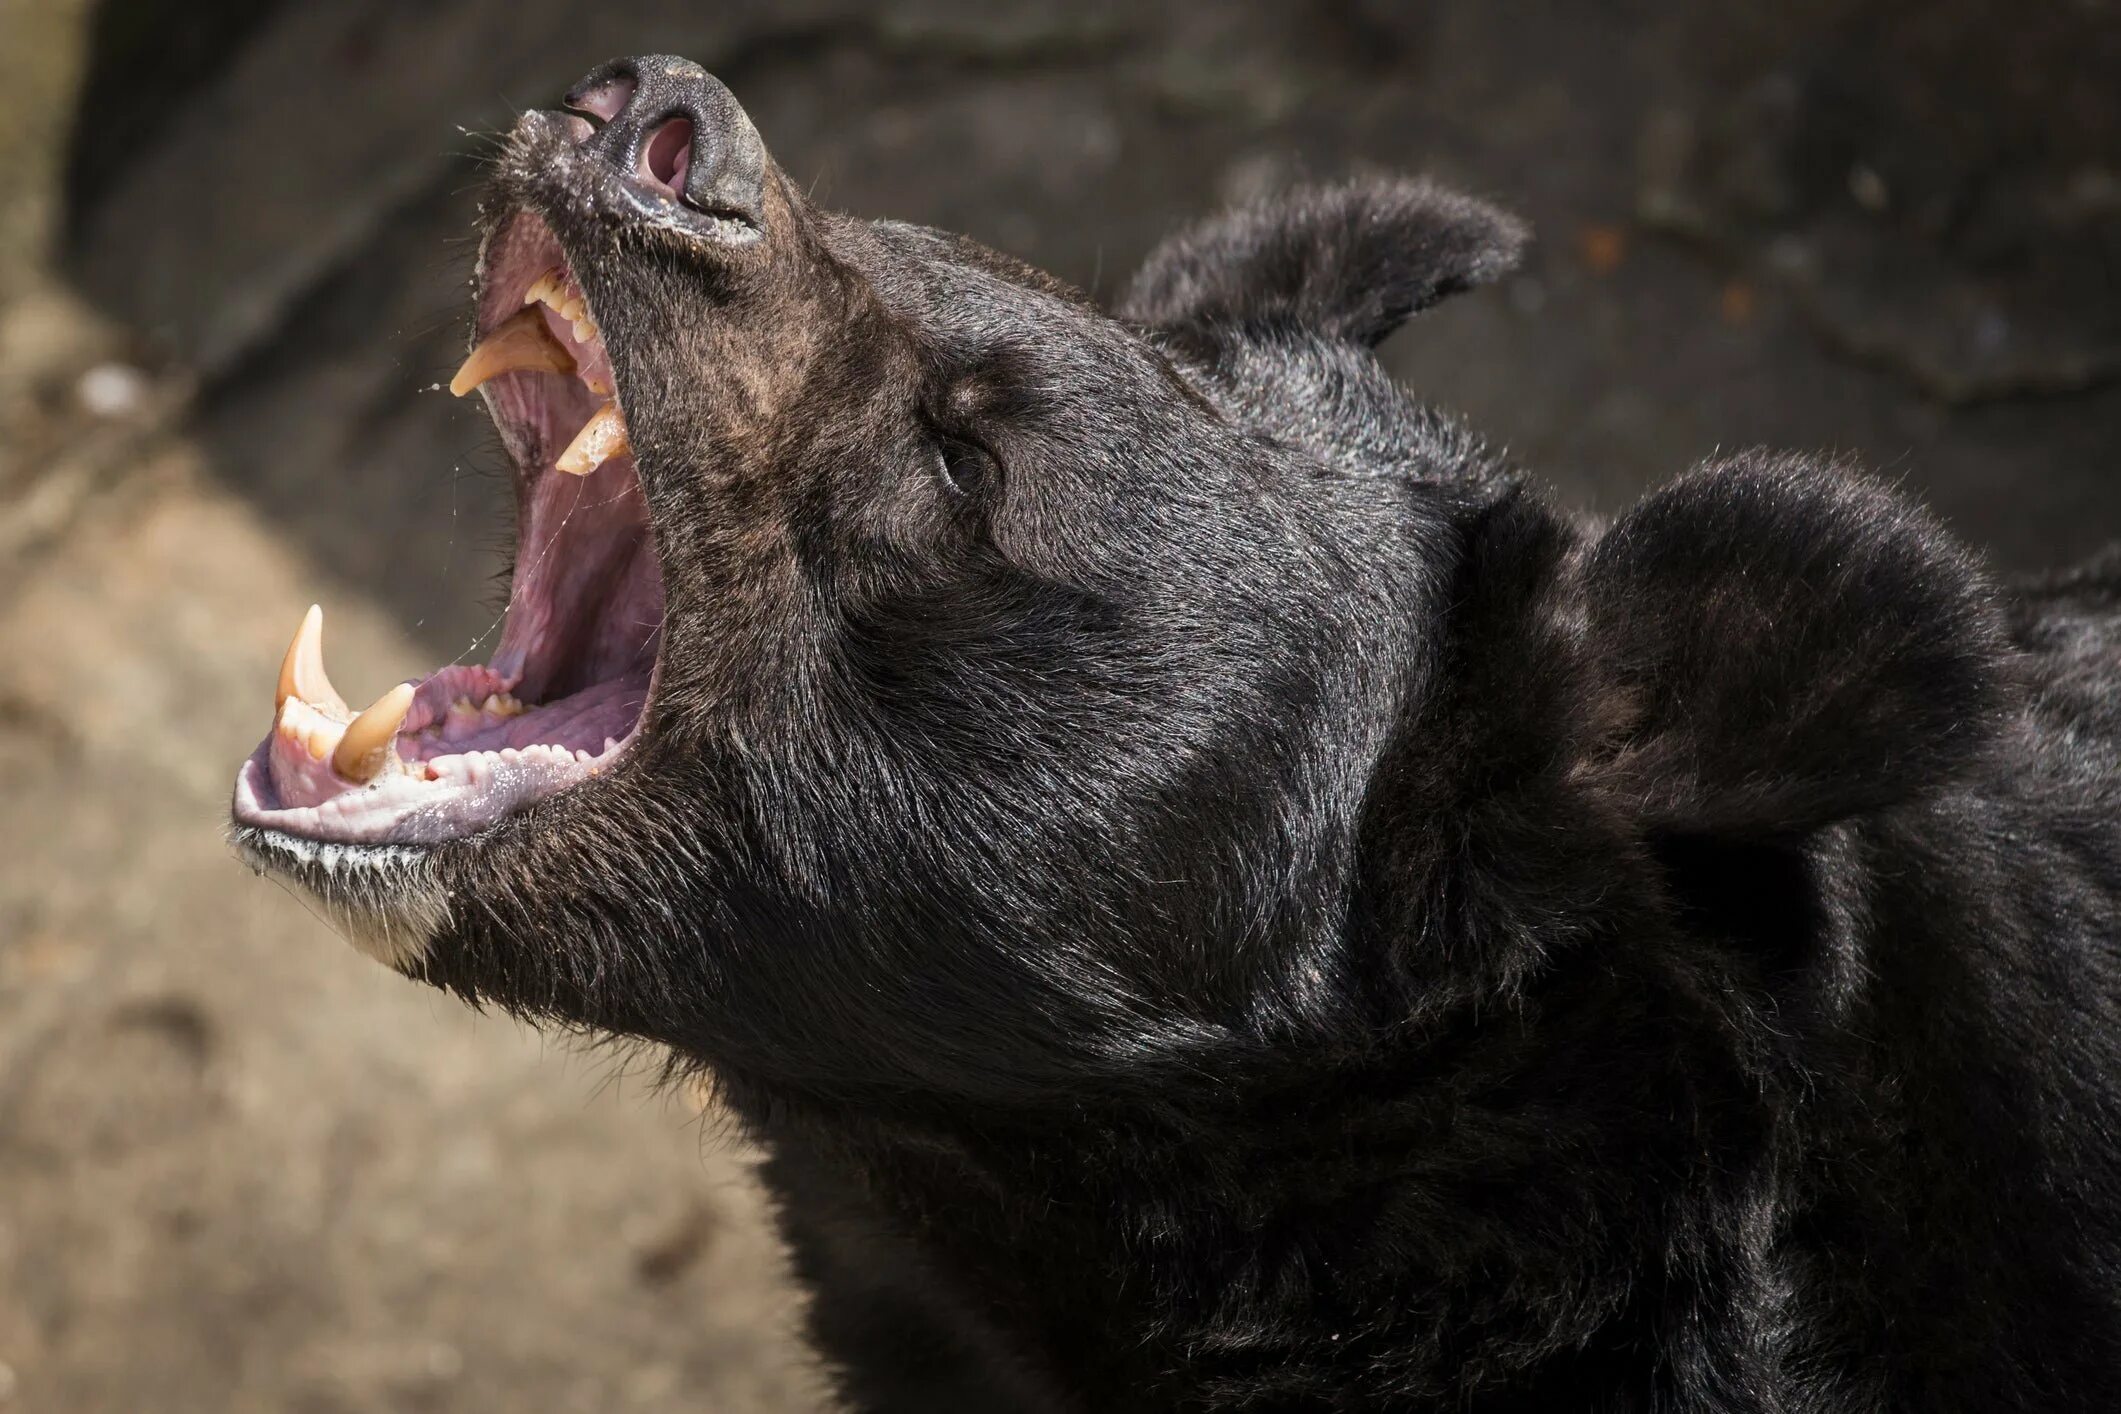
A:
[1119,178,1527,348]
[1581,453,2013,838]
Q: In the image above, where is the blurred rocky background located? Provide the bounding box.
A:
[1,1,2115,1409]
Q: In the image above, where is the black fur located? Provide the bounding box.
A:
[261,74,2121,1411]
[1119,177,1528,348]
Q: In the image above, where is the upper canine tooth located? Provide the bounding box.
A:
[333,683,415,782]
[277,603,349,717]
[556,402,630,476]
[450,307,577,396]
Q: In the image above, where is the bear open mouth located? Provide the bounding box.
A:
[232,211,663,847]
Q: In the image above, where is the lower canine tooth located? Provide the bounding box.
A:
[450,307,577,396]
[556,402,629,476]
[277,603,349,716]
[333,683,415,782]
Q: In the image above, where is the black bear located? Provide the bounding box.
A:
[233,56,2121,1411]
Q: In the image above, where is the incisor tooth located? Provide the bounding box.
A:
[450,307,577,396]
[556,402,629,475]
[523,267,565,309]
[277,604,349,716]
[276,697,336,761]
[333,683,415,782]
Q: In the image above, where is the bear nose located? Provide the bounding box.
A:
[561,56,767,228]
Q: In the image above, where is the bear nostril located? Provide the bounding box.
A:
[555,57,766,230]
[564,75,634,127]
[642,118,693,197]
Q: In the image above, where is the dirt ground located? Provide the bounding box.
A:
[1,2,2116,1410]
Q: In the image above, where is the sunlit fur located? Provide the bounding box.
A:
[233,832,446,970]
[257,79,2121,1410]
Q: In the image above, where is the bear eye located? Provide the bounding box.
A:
[935,436,996,496]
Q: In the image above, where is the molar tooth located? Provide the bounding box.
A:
[450,307,577,396]
[333,683,415,782]
[555,402,629,476]
[570,315,599,347]
[276,604,349,716]
[440,696,482,741]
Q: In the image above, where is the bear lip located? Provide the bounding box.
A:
[231,209,664,851]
